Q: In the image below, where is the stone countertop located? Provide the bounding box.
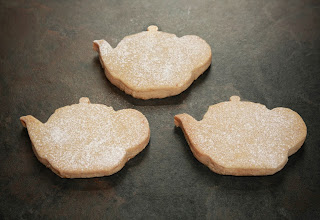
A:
[1,0,319,219]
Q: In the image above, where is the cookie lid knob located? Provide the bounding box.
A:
[230,96,241,102]
[147,25,159,32]
[79,97,90,104]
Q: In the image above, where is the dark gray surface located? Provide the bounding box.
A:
[1,0,320,219]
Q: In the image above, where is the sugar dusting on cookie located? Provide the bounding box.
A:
[174,96,307,175]
[94,26,212,99]
[21,98,150,178]
[106,30,207,87]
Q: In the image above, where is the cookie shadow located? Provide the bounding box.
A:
[173,126,218,177]
[20,127,150,192]
[173,126,305,191]
[93,56,212,106]
[55,143,151,192]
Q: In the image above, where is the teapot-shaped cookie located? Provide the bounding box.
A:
[174,96,307,176]
[93,25,212,99]
[20,98,150,178]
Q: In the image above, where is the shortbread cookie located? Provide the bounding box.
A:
[174,96,307,176]
[20,98,150,178]
[93,25,212,99]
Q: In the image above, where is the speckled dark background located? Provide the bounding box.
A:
[1,0,320,219]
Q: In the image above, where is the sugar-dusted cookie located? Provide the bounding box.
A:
[93,25,212,99]
[20,98,150,178]
[174,96,307,176]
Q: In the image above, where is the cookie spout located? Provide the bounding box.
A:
[174,113,198,128]
[20,115,43,128]
[93,40,112,57]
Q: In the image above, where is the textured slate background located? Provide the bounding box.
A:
[1,0,320,219]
